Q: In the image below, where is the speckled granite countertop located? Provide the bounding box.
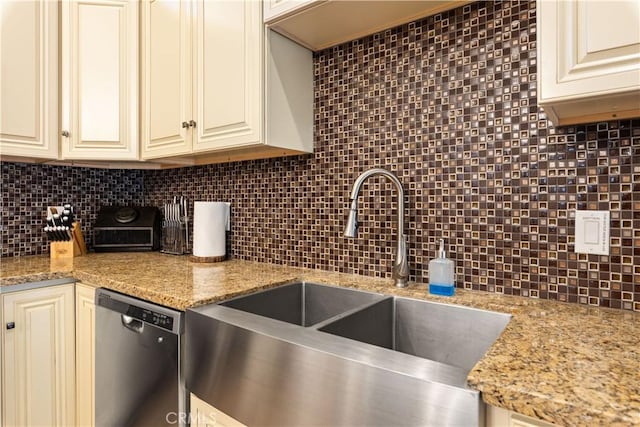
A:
[1,253,639,426]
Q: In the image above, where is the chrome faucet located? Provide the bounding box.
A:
[344,168,410,288]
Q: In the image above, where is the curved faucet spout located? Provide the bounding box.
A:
[344,168,410,287]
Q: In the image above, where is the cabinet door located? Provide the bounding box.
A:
[61,0,139,160]
[140,0,193,159]
[1,284,75,427]
[538,0,640,124]
[192,0,262,152]
[0,0,58,159]
[75,283,96,427]
[190,394,246,427]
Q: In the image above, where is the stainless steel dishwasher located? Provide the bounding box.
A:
[95,289,187,427]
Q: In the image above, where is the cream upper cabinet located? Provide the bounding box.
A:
[191,0,261,152]
[1,284,76,427]
[264,0,471,51]
[141,0,312,164]
[61,0,139,160]
[75,283,96,427]
[0,0,59,160]
[538,0,640,126]
[140,0,192,158]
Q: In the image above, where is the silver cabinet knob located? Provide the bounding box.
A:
[61,130,69,137]
[6,322,15,330]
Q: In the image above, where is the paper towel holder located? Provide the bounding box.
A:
[190,201,231,263]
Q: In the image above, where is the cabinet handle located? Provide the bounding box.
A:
[189,120,196,128]
[61,130,69,137]
[182,121,189,129]
[6,322,15,330]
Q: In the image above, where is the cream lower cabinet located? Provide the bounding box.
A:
[1,284,76,427]
[190,394,246,427]
[75,283,96,427]
[61,0,139,160]
[141,0,313,164]
[487,405,556,427]
[0,0,59,160]
[538,0,640,125]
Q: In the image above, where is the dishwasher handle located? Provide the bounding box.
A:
[121,315,144,333]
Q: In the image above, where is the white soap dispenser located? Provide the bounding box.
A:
[428,239,455,296]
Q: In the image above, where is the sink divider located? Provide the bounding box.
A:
[309,295,394,331]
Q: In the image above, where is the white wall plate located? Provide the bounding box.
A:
[574,210,610,255]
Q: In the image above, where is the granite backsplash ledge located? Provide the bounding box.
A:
[1,0,639,311]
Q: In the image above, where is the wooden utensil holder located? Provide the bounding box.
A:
[50,222,87,259]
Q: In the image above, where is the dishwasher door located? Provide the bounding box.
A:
[95,289,185,427]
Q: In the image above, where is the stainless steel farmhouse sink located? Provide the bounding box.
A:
[186,282,511,426]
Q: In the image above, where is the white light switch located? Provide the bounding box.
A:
[574,210,610,255]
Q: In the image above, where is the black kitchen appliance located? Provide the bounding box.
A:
[93,206,161,252]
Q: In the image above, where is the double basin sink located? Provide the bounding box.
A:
[186,282,511,426]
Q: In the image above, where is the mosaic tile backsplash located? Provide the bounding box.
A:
[145,0,640,311]
[2,1,640,311]
[0,162,144,257]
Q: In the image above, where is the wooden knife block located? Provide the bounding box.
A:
[50,222,87,259]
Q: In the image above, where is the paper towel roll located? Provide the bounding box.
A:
[193,202,229,258]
